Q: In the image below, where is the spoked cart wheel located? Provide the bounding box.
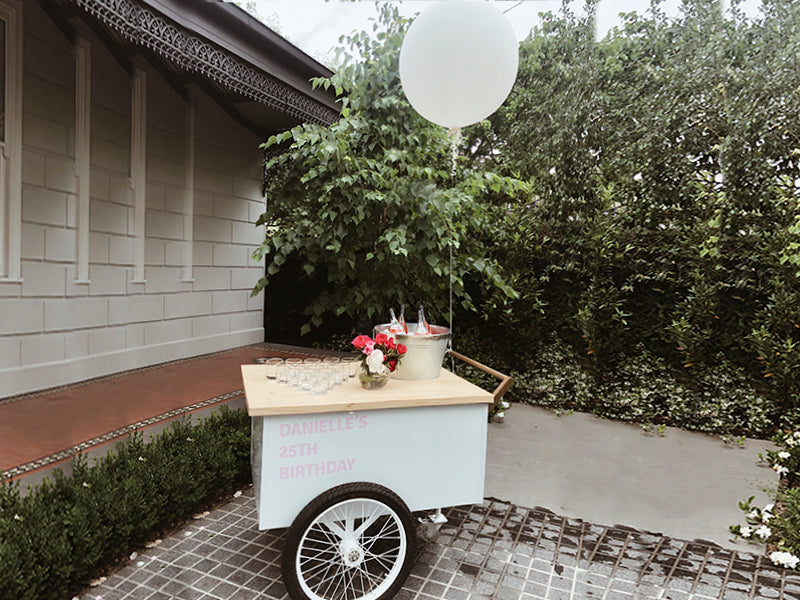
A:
[282,482,417,600]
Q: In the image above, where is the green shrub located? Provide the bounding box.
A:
[498,340,772,436]
[0,406,251,600]
[731,430,800,571]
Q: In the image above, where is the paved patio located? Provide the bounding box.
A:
[80,487,798,600]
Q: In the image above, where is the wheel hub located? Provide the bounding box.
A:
[340,539,364,567]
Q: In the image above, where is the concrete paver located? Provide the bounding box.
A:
[83,488,799,600]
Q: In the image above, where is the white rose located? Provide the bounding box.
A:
[366,349,386,374]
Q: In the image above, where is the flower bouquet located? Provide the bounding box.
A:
[351,333,408,389]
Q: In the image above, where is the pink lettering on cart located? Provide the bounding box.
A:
[279,458,356,480]
[279,416,368,438]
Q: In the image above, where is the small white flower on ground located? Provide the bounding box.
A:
[184,531,192,537]
[755,525,772,540]
[130,551,138,560]
[136,561,145,567]
[747,509,759,521]
[740,525,752,538]
[138,456,145,462]
[495,411,505,419]
[633,172,643,181]
[366,349,386,374]
[549,166,556,175]
[13,514,21,521]
[233,490,242,498]
[500,400,510,409]
[765,503,775,512]
[762,511,773,523]
[770,551,800,569]
[775,465,789,476]
[778,451,791,460]
[82,481,90,488]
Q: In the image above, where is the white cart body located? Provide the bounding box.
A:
[241,366,493,530]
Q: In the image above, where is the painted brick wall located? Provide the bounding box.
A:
[0,2,266,397]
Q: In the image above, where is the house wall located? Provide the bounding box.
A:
[0,2,266,398]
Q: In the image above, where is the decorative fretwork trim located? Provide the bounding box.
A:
[70,0,338,126]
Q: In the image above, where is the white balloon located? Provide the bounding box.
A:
[399,1,519,129]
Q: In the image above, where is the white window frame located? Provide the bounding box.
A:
[0,0,22,282]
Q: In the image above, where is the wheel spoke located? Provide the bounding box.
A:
[353,502,386,538]
[318,511,348,539]
[362,517,399,547]
[302,549,341,580]
[354,560,382,590]
[315,561,346,599]
[310,522,343,547]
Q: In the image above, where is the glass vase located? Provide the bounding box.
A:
[358,367,389,389]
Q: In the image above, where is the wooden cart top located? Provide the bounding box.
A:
[241,364,493,416]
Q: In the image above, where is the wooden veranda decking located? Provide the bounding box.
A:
[0,343,343,489]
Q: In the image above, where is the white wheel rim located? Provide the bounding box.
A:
[295,498,408,600]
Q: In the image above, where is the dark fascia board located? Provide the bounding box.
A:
[144,0,340,115]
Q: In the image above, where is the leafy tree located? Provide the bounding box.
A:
[252,4,527,337]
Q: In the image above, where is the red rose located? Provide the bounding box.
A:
[351,335,371,349]
[385,337,396,349]
[396,344,407,354]
[374,332,389,345]
[387,359,398,372]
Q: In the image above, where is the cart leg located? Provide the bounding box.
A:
[418,508,448,542]
[282,482,416,600]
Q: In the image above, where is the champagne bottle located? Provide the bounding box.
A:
[389,308,403,333]
[416,304,431,335]
[398,304,407,333]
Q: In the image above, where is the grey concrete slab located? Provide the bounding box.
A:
[485,405,778,549]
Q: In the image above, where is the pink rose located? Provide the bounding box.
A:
[364,340,375,354]
[351,335,371,349]
[396,344,407,354]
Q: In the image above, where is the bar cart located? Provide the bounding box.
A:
[241,359,509,600]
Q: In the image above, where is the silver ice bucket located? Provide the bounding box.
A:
[373,323,451,380]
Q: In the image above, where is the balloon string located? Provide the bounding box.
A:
[447,127,460,369]
[448,127,460,179]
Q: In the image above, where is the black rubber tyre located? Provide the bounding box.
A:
[281,482,416,600]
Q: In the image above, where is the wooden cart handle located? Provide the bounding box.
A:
[448,350,513,405]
